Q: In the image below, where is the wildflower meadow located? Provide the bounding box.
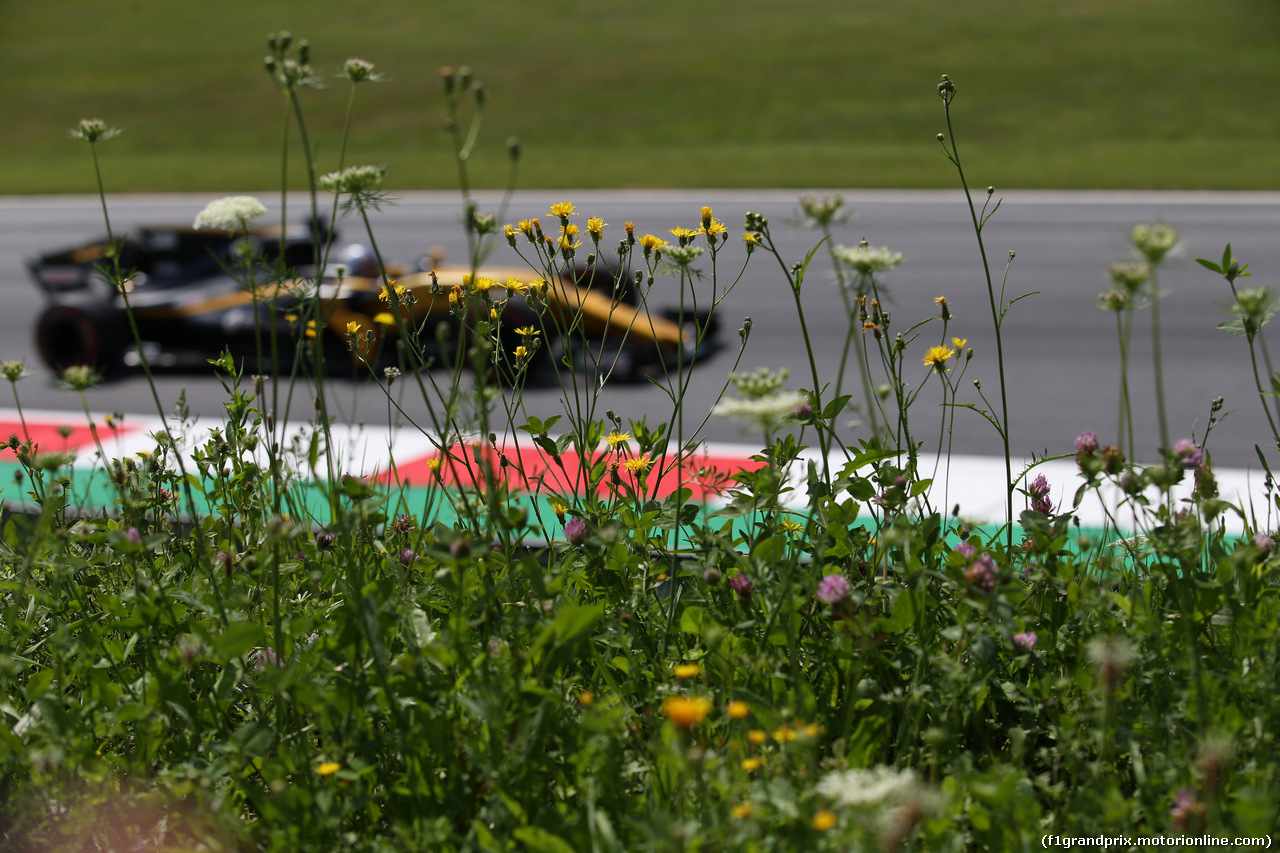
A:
[1,36,1278,852]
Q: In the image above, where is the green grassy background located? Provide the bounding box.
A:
[5,0,1280,192]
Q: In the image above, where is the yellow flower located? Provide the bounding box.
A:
[316,762,341,776]
[670,226,698,241]
[727,700,750,719]
[747,729,767,745]
[579,690,594,706]
[505,276,530,294]
[638,234,668,252]
[374,312,395,326]
[699,219,727,237]
[673,663,701,679]
[624,221,635,237]
[471,275,500,292]
[605,429,632,447]
[345,321,361,336]
[742,233,759,246]
[772,724,797,742]
[803,723,822,738]
[777,520,804,535]
[548,202,577,219]
[425,458,443,472]
[514,345,528,360]
[731,803,755,819]
[700,205,714,227]
[662,695,712,729]
[285,312,298,324]
[305,320,317,339]
[559,236,581,252]
[952,336,967,354]
[515,326,540,337]
[812,809,838,831]
[623,454,653,473]
[490,307,500,321]
[548,496,569,519]
[587,216,606,239]
[379,282,407,302]
[504,223,516,239]
[448,289,460,306]
[923,345,955,373]
[741,757,763,771]
[561,222,580,238]
[518,219,535,237]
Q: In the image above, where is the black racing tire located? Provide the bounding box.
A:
[34,298,129,374]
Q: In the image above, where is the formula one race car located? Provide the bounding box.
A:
[28,223,718,382]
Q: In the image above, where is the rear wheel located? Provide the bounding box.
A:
[34,298,128,374]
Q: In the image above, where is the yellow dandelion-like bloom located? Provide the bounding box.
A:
[731,803,755,819]
[605,429,632,447]
[514,345,528,360]
[673,663,701,679]
[727,700,750,719]
[812,809,838,831]
[952,336,967,354]
[741,757,763,772]
[699,219,727,236]
[490,307,500,321]
[425,458,443,472]
[504,223,516,238]
[345,321,361,336]
[923,345,955,373]
[587,216,606,238]
[777,520,804,535]
[579,690,594,706]
[623,454,653,473]
[638,234,668,252]
[316,762,341,776]
[662,695,712,729]
[305,320,318,339]
[373,312,395,326]
[548,496,569,519]
[747,729,767,745]
[803,723,822,738]
[515,326,540,337]
[518,219,535,237]
[505,276,530,294]
[670,226,698,241]
[379,282,407,302]
[773,724,797,742]
[701,205,714,225]
[561,222,580,238]
[285,312,298,324]
[559,236,581,252]
[624,221,635,236]
[742,233,760,245]
[448,289,460,306]
[472,275,500,292]
[548,202,577,219]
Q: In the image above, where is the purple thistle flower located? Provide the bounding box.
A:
[729,573,754,599]
[564,517,588,545]
[1254,532,1272,552]
[1013,631,1038,651]
[398,548,416,567]
[1075,430,1099,454]
[1173,438,1205,469]
[954,540,977,560]
[124,527,141,546]
[815,573,851,604]
[964,554,997,592]
[315,532,337,550]
[794,403,813,420]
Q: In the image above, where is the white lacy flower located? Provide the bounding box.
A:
[193,196,267,231]
[816,766,917,807]
[319,164,387,195]
[713,391,806,423]
[832,242,903,276]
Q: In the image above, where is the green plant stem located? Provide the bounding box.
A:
[1150,264,1170,450]
[943,101,1013,552]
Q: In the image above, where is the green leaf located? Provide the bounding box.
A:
[551,603,603,646]
[513,826,577,853]
[821,394,853,420]
[679,605,706,636]
[1196,257,1224,274]
[213,622,264,659]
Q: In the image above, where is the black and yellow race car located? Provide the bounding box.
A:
[28,224,717,382]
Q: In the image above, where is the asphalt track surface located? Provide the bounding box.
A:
[3,189,1280,471]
